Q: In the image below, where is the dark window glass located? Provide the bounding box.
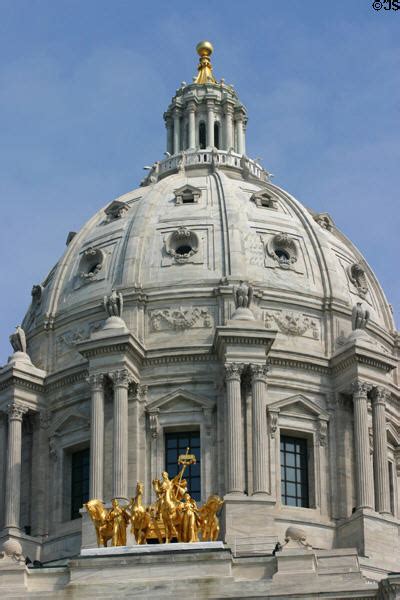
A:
[165,431,201,501]
[199,122,206,149]
[214,122,220,149]
[280,435,309,508]
[71,448,90,520]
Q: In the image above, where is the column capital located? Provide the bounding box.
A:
[224,362,244,382]
[187,100,197,112]
[86,372,105,391]
[8,401,28,421]
[109,369,132,389]
[371,386,390,405]
[351,379,371,398]
[250,363,269,383]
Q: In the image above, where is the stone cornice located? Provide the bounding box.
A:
[46,369,88,393]
[0,376,44,394]
[144,350,216,367]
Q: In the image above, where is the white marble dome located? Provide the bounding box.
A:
[1,42,399,595]
[22,160,394,372]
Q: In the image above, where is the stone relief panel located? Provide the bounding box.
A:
[149,307,212,332]
[265,309,320,340]
[242,231,265,267]
[56,320,104,357]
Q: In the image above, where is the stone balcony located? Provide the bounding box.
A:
[141,149,270,186]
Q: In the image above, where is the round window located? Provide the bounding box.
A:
[274,249,290,262]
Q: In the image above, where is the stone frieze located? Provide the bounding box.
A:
[149,307,212,332]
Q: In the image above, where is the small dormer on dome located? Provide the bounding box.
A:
[163,41,247,156]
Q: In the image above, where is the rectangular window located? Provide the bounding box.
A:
[165,431,201,501]
[280,435,309,508]
[70,448,90,520]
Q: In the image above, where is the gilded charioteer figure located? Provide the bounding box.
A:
[86,447,224,547]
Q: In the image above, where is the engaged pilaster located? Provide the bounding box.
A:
[4,401,28,529]
[352,380,374,510]
[372,386,391,514]
[87,373,105,500]
[224,363,245,494]
[250,364,269,495]
[110,369,131,499]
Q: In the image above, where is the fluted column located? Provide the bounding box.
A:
[224,105,234,150]
[251,364,269,495]
[173,109,181,155]
[110,369,131,498]
[5,402,28,529]
[87,373,105,500]
[352,380,374,510]
[188,102,196,149]
[165,117,173,155]
[207,100,214,148]
[225,363,245,494]
[235,115,244,154]
[372,387,391,514]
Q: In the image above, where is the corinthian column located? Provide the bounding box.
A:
[224,105,234,151]
[224,363,245,494]
[207,100,215,148]
[87,373,105,500]
[110,369,131,498]
[251,364,269,495]
[173,109,181,155]
[5,401,28,529]
[188,102,196,149]
[352,380,374,510]
[372,387,391,514]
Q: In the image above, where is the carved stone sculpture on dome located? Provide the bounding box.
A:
[8,325,33,365]
[102,289,127,331]
[232,281,255,321]
[9,325,26,354]
[352,302,370,331]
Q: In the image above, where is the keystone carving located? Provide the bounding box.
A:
[149,307,212,331]
[347,263,368,298]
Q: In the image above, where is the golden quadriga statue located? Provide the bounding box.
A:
[86,449,224,547]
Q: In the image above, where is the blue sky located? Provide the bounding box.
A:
[0,0,399,364]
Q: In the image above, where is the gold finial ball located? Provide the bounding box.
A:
[196,40,213,57]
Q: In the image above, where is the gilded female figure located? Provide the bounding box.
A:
[107,499,130,547]
[180,493,199,543]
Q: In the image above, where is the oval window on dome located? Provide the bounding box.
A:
[274,249,290,262]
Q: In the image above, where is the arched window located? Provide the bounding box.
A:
[214,122,220,149]
[199,121,206,149]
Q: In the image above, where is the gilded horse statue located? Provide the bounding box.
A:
[85,499,114,547]
[129,481,152,544]
[199,495,224,541]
